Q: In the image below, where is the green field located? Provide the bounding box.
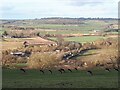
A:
[2,19,118,36]
[21,20,116,31]
[50,36,106,43]
[0,29,4,35]
[2,69,118,88]
[64,36,106,43]
[36,24,101,31]
[39,30,88,34]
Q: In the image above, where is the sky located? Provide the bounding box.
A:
[0,0,119,19]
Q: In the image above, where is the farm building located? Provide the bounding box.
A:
[89,30,103,36]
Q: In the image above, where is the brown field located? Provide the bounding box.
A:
[2,41,22,50]
[2,37,55,50]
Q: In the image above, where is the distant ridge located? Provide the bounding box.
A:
[0,17,118,20]
[40,17,118,20]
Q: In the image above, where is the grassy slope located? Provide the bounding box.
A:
[2,42,22,50]
[39,30,86,34]
[50,36,106,43]
[2,69,118,88]
[33,21,106,33]
[64,36,106,43]
[19,20,116,30]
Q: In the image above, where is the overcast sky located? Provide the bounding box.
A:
[0,0,119,19]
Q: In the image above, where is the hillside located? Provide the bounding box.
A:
[0,18,118,36]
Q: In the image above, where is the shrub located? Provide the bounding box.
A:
[16,57,27,63]
[2,50,27,67]
[27,52,61,69]
[2,54,17,67]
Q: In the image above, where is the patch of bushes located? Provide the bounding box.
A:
[27,52,61,69]
[2,50,28,68]
[2,54,17,67]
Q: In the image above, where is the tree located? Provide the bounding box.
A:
[20,33,24,38]
[56,34,64,46]
[36,32,40,36]
[3,31,8,36]
[27,53,61,69]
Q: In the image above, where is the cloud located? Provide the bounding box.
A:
[66,0,104,6]
[65,0,119,6]
[0,0,119,19]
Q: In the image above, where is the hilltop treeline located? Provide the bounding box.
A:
[41,17,117,20]
[0,17,117,26]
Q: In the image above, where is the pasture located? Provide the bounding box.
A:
[2,68,118,88]
[21,20,117,31]
[50,36,107,43]
[39,30,87,34]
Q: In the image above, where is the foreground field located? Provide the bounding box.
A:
[2,69,118,88]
